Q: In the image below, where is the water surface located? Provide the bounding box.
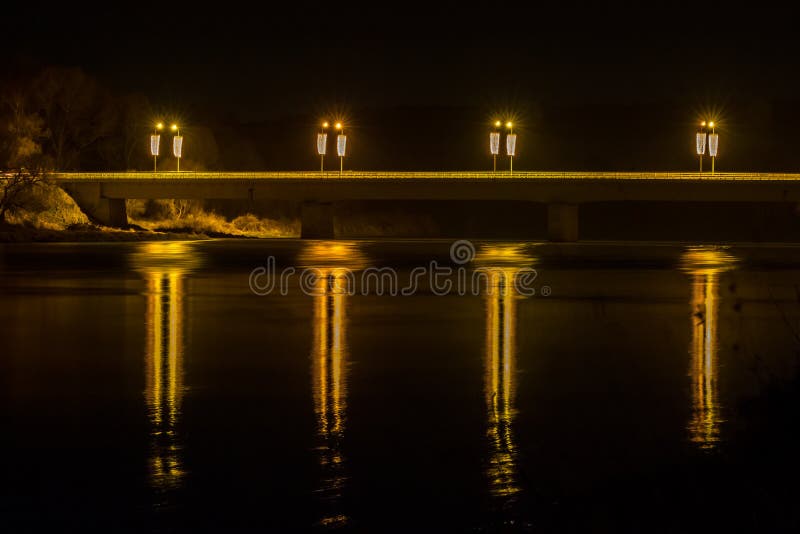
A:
[2,240,800,532]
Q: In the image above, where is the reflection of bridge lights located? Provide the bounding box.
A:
[130,241,203,274]
[144,270,186,489]
[296,241,369,270]
[484,268,520,499]
[679,246,737,275]
[311,270,350,528]
[474,244,537,266]
[134,242,200,492]
[680,247,737,450]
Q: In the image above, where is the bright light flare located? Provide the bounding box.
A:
[317,133,328,156]
[708,133,719,157]
[150,134,160,156]
[322,121,329,129]
[490,132,500,155]
[505,121,513,129]
[170,124,178,132]
[506,134,517,156]
[494,120,502,128]
[334,122,343,131]
[156,122,164,130]
[173,135,183,158]
[696,132,706,155]
[337,134,347,157]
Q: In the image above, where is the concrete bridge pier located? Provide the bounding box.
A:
[547,203,579,242]
[64,183,128,227]
[300,201,335,239]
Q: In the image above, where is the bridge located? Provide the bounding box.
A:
[54,171,800,240]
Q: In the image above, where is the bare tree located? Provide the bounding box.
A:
[0,86,49,168]
[0,169,48,224]
[32,67,117,170]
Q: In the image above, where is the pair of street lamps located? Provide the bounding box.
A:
[316,121,347,175]
[695,121,719,174]
[490,120,517,173]
[151,122,183,172]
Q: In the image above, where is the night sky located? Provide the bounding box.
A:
[4,3,800,170]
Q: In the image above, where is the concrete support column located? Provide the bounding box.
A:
[62,183,128,227]
[300,201,335,239]
[547,203,579,242]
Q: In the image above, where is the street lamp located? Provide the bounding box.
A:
[335,122,346,176]
[707,121,719,174]
[171,124,183,172]
[505,121,517,174]
[696,121,707,173]
[317,121,329,172]
[490,120,501,172]
[151,122,163,172]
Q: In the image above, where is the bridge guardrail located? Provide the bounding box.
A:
[48,171,800,181]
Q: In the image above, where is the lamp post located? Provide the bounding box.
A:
[151,122,163,172]
[707,121,719,174]
[490,120,501,172]
[317,121,329,173]
[335,122,346,176]
[171,124,182,172]
[505,121,517,174]
[696,121,707,173]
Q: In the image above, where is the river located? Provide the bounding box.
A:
[2,239,799,532]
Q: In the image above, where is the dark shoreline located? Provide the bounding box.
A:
[0,224,214,243]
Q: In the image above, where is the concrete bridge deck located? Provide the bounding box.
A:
[52,172,800,240]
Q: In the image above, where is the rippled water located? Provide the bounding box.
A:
[2,240,800,532]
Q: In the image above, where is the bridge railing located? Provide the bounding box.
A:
[50,171,800,181]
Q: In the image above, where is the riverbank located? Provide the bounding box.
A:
[0,223,215,243]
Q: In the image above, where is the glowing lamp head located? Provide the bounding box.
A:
[170,124,178,132]
[156,122,164,131]
[700,121,706,127]
[334,122,343,131]
[494,120,502,128]
[505,121,513,129]
[708,121,715,128]
[322,121,329,129]
[506,133,517,156]
[489,132,500,155]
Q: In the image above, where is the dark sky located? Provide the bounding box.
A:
[4,2,800,170]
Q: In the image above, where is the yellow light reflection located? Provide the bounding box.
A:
[681,247,736,450]
[297,241,369,270]
[484,268,520,499]
[311,269,350,528]
[475,244,538,266]
[136,242,198,492]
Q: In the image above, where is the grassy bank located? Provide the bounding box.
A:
[1,181,297,242]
